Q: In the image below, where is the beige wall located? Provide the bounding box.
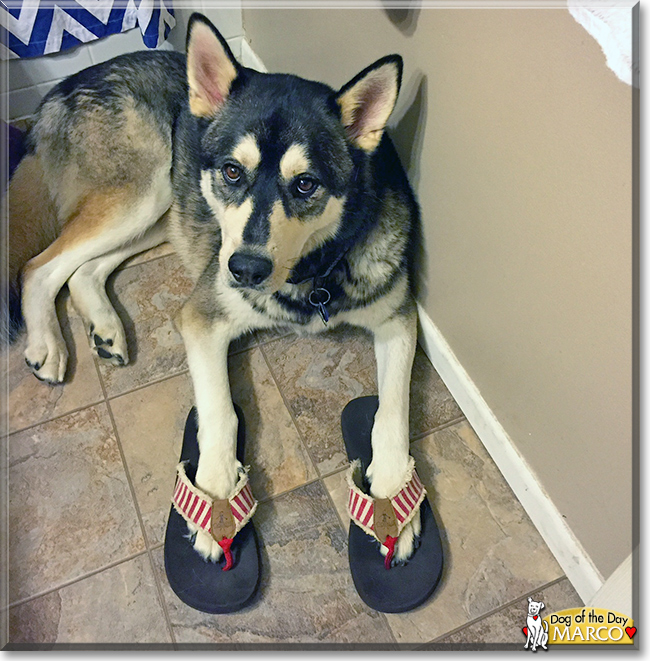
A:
[242,6,633,580]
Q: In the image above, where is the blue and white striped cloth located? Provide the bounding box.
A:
[0,1,175,60]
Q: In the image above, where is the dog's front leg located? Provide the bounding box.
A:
[367,300,419,563]
[176,293,242,562]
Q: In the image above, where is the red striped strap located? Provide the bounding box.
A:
[346,458,426,542]
[172,462,257,537]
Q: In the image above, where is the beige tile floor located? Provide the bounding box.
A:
[3,246,583,648]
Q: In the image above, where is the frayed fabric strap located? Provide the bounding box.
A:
[172,462,257,571]
[346,458,426,548]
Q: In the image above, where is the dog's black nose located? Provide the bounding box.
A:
[228,252,273,287]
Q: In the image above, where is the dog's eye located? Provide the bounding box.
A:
[294,176,318,197]
[222,164,242,185]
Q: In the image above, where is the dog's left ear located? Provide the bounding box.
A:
[186,13,241,117]
[336,55,403,152]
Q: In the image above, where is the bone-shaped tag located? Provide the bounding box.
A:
[373,498,398,541]
[210,499,236,541]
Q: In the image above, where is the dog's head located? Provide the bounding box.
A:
[186,13,403,293]
[527,597,545,616]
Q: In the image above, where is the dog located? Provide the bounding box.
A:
[524,597,549,651]
[5,13,422,564]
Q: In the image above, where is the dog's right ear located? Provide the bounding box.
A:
[186,13,240,117]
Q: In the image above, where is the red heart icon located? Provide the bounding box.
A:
[533,615,538,620]
[626,627,637,639]
[522,627,528,637]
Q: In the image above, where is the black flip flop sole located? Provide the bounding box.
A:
[342,396,443,613]
[164,405,260,614]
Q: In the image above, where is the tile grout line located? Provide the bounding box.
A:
[419,575,571,648]
[409,415,467,443]
[4,397,108,439]
[8,548,153,610]
[256,474,327,507]
[318,465,349,482]
[103,368,191,403]
[92,356,177,646]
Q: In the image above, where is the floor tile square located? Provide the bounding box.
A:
[431,578,583,647]
[9,554,172,645]
[108,374,191,547]
[261,328,462,475]
[156,482,395,644]
[8,405,145,603]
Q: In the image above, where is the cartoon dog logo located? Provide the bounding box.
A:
[524,597,549,652]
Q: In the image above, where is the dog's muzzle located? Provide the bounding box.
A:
[228,250,273,288]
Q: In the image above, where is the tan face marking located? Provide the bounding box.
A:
[199,169,255,279]
[232,134,261,172]
[219,197,254,275]
[266,196,344,291]
[280,143,310,182]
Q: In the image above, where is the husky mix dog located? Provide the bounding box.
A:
[6,14,422,563]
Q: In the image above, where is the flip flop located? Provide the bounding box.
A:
[341,396,443,613]
[164,405,260,613]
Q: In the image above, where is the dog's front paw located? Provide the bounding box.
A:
[186,520,224,562]
[367,455,421,564]
[87,318,128,367]
[189,452,243,561]
[379,509,421,565]
[24,334,68,384]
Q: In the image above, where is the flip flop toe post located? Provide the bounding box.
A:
[342,396,444,613]
[164,406,260,614]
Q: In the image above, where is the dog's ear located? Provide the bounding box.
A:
[336,55,403,152]
[528,597,533,603]
[186,13,241,117]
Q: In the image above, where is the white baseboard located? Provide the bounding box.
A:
[240,39,267,72]
[416,304,605,604]
[587,552,632,615]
